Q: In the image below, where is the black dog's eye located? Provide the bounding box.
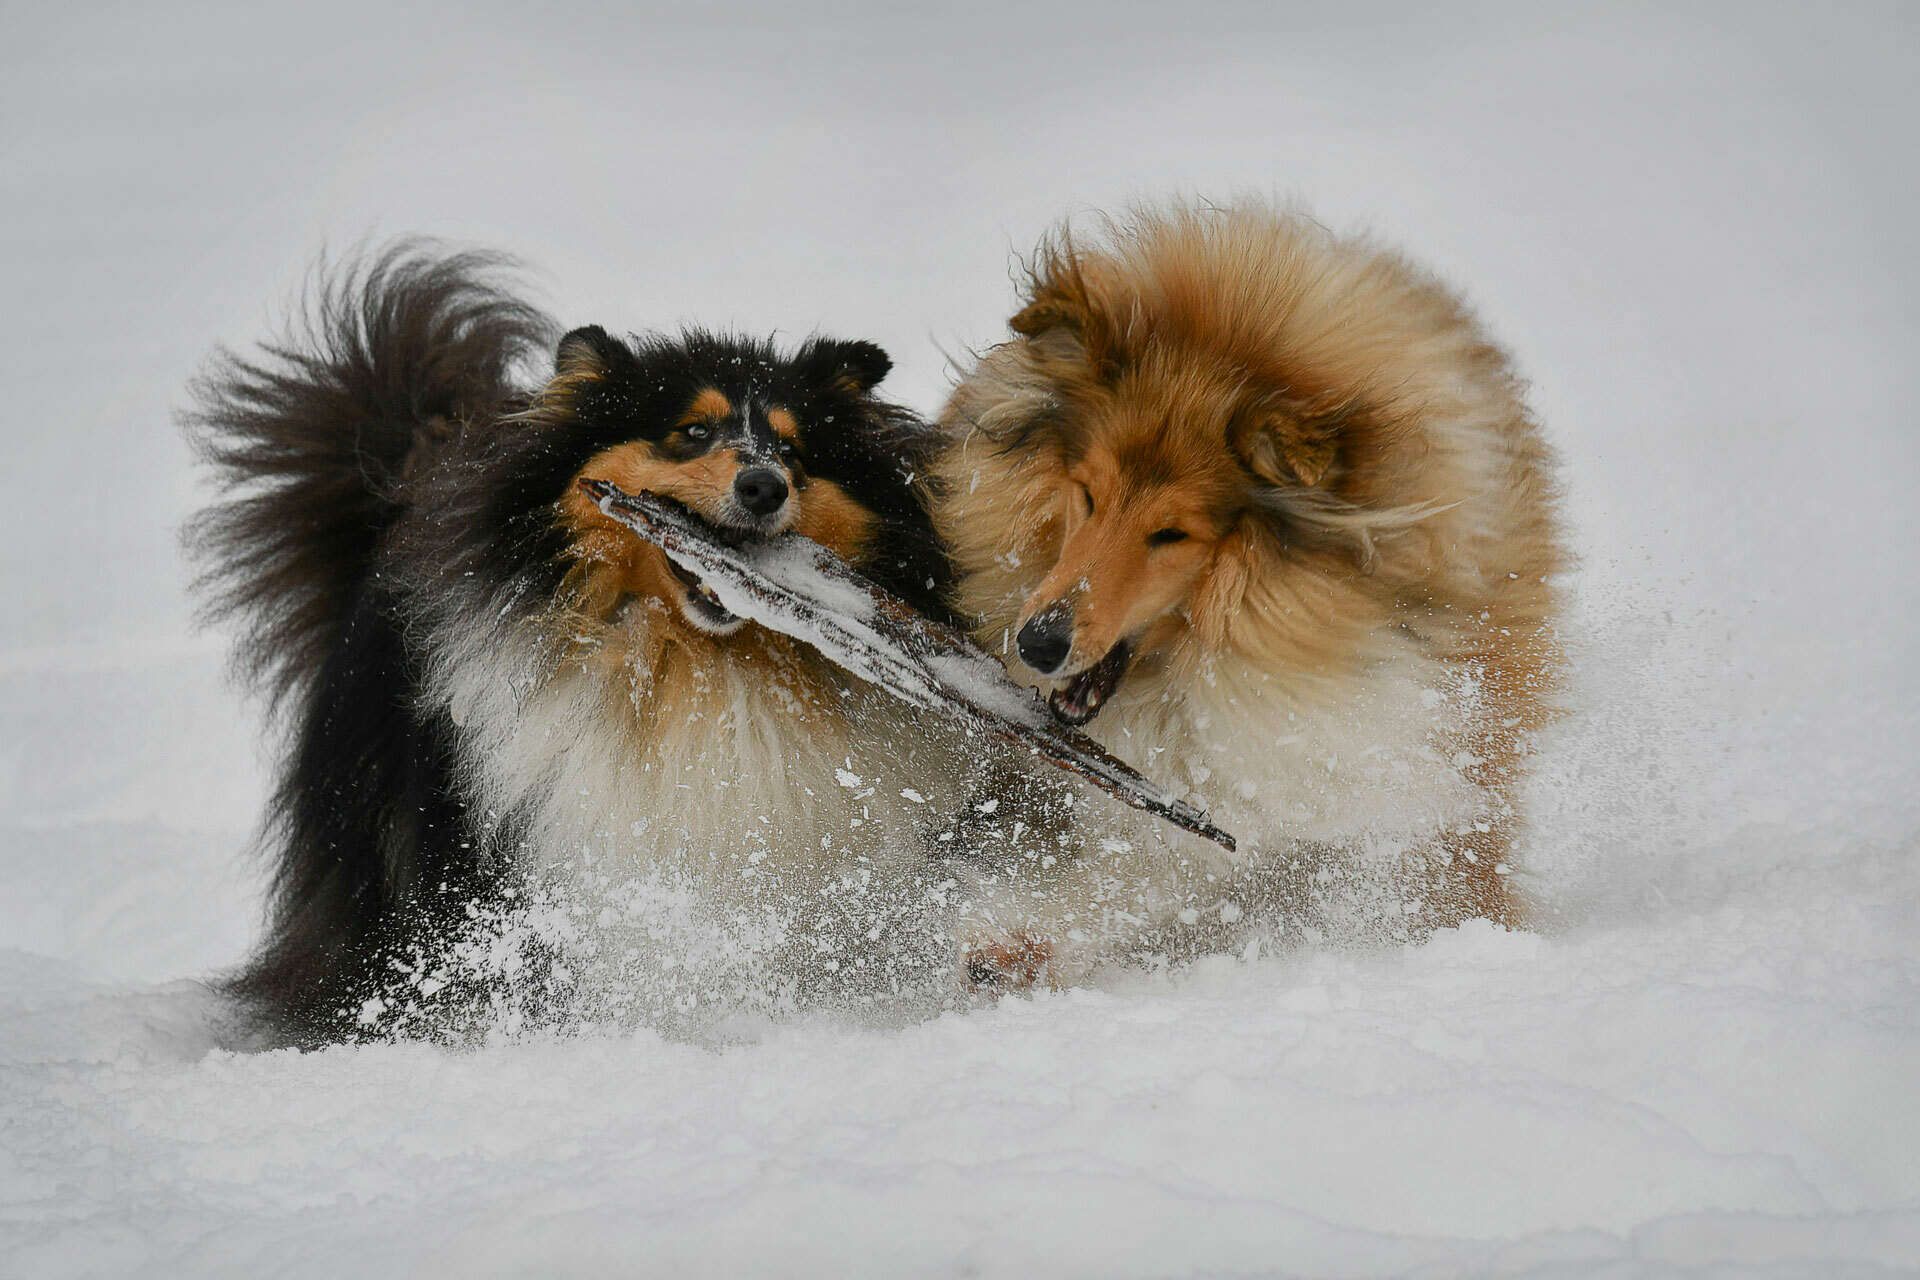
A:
[777,438,799,459]
[1147,527,1189,547]
[686,423,711,441]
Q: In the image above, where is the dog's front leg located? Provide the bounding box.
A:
[948,813,1197,993]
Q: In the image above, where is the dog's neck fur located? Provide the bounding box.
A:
[1083,633,1486,858]
[423,594,944,889]
[414,588,969,1019]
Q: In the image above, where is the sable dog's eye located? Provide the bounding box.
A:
[1081,486,1095,517]
[1147,527,1188,547]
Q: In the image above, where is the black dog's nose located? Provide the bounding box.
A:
[1016,605,1074,675]
[734,467,789,516]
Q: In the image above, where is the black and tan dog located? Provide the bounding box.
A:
[190,247,957,1042]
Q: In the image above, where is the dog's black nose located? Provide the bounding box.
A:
[734,467,789,516]
[1016,606,1074,675]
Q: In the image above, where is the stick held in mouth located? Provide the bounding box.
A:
[581,478,1237,853]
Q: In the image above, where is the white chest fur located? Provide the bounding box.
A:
[1077,635,1485,868]
[433,606,954,885]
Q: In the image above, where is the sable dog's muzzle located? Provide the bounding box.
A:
[1016,603,1075,675]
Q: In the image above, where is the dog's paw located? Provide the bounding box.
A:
[962,933,1055,992]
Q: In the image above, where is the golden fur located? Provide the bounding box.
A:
[558,438,877,622]
[932,201,1565,983]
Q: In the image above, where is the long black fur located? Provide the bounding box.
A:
[186,245,953,1045]
[186,249,550,1043]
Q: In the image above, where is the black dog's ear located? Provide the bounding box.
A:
[801,338,892,395]
[553,325,625,381]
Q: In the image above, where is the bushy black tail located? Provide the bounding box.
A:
[187,246,551,708]
[185,246,553,1042]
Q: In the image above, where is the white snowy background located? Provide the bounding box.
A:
[4,3,1917,1276]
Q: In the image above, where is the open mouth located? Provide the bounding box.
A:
[666,555,745,634]
[627,493,789,637]
[1047,640,1132,726]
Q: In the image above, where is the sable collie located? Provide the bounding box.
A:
[189,248,956,1043]
[933,202,1565,983]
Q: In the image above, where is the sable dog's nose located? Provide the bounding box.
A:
[734,467,789,516]
[1017,605,1074,675]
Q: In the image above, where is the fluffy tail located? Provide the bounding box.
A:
[187,246,551,708]
[185,246,553,1041]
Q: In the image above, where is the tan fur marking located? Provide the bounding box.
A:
[560,441,744,618]
[680,387,732,425]
[792,478,875,563]
[559,444,874,632]
[766,406,799,441]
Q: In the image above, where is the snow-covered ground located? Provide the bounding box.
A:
[4,4,1917,1276]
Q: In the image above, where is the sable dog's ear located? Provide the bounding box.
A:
[553,325,625,380]
[1009,296,1084,338]
[1231,399,1350,489]
[1010,242,1122,378]
[1009,261,1098,341]
[801,337,892,394]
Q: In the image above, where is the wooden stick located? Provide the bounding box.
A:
[582,479,1237,852]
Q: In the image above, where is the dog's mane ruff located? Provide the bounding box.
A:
[417,589,840,861]
[404,579,964,999]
